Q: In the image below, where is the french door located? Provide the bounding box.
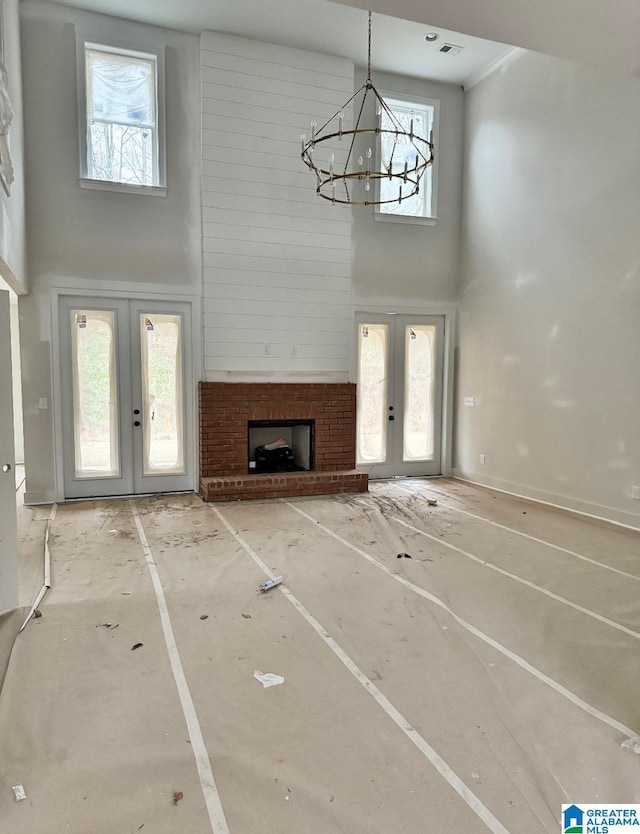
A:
[0,291,18,610]
[59,297,194,499]
[356,314,445,479]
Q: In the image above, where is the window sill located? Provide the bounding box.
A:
[79,178,167,198]
[374,212,437,227]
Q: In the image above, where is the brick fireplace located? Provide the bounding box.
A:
[199,383,368,501]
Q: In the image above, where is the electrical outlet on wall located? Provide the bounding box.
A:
[480,454,486,465]
[632,485,640,500]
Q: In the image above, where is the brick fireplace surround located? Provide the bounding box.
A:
[199,382,369,501]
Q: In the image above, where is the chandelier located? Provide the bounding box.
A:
[300,11,434,206]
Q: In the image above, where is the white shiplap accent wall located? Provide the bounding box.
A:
[200,33,354,380]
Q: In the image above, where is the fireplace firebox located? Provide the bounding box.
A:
[248,420,314,474]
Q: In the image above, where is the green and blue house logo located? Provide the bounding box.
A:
[564,805,583,834]
[562,804,640,832]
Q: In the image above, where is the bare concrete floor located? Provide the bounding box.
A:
[1,479,639,833]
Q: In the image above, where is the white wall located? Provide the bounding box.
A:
[352,70,464,307]
[0,0,26,475]
[455,50,640,527]
[200,32,353,380]
[0,0,26,292]
[19,1,201,501]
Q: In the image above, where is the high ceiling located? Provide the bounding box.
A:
[335,0,640,77]
[52,0,514,85]
[50,0,640,83]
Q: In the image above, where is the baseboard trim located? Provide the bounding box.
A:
[451,469,640,533]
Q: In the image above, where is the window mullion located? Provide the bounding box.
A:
[90,117,156,131]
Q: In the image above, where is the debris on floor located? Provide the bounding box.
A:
[199,615,208,620]
[254,670,285,688]
[96,622,119,629]
[396,553,412,559]
[131,643,144,651]
[621,736,640,755]
[34,609,43,619]
[172,791,184,805]
[241,613,252,619]
[12,785,27,802]
[427,498,438,506]
[258,576,283,593]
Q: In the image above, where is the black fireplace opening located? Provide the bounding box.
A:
[248,420,315,474]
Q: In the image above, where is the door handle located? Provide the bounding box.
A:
[134,421,141,427]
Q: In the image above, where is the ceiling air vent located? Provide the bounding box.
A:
[439,43,464,55]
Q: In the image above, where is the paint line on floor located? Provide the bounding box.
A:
[389,482,640,582]
[45,504,56,588]
[285,500,636,739]
[210,504,513,834]
[18,503,58,633]
[387,513,640,641]
[130,502,230,834]
[18,585,47,633]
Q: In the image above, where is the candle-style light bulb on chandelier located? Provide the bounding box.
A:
[300,10,434,206]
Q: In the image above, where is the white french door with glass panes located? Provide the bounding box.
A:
[356,314,444,479]
[59,297,193,498]
[0,291,18,610]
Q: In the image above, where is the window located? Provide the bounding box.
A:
[78,40,165,194]
[376,95,438,224]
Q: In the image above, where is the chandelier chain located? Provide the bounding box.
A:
[367,10,372,82]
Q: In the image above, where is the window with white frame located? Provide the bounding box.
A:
[377,95,438,222]
[80,42,164,190]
